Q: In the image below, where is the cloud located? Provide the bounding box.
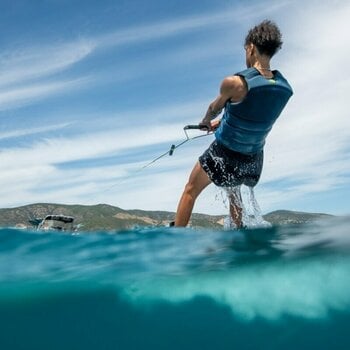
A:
[0,111,216,209]
[0,121,188,205]
[0,1,289,113]
[94,1,290,49]
[0,40,95,87]
[0,77,90,111]
[0,39,95,111]
[255,1,350,211]
[0,122,73,141]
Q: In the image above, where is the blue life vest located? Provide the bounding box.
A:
[215,67,293,154]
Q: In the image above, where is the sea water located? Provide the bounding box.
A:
[0,217,350,349]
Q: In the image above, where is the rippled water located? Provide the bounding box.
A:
[1,217,350,349]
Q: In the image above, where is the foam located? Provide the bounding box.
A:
[122,255,350,321]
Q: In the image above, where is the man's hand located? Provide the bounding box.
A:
[210,119,221,131]
[199,119,221,132]
[198,121,211,131]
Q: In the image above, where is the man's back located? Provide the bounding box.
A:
[215,67,293,155]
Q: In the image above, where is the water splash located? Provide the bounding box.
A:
[222,185,271,229]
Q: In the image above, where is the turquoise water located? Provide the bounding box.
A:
[1,217,350,349]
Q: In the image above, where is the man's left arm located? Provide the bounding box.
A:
[200,76,242,130]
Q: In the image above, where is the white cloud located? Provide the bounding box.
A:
[0,40,95,87]
[0,121,190,206]
[96,1,290,49]
[256,1,350,211]
[0,77,90,111]
[0,122,73,140]
[0,115,216,209]
[0,40,94,111]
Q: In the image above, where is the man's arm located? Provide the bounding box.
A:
[201,76,246,130]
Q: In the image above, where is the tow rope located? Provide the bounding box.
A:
[82,124,213,204]
[141,124,213,170]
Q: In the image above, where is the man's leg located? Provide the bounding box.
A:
[228,186,243,228]
[175,161,211,227]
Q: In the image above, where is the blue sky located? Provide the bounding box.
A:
[0,0,349,215]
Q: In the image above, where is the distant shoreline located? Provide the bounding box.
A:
[0,203,334,231]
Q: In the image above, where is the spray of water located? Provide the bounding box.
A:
[222,185,271,230]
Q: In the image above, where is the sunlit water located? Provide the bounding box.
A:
[1,216,350,349]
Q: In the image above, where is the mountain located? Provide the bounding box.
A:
[0,203,334,231]
[0,203,224,231]
[263,210,334,225]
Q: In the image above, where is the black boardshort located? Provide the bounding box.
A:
[199,140,263,187]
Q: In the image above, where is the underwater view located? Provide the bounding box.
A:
[1,217,350,349]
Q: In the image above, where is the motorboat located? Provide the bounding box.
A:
[37,215,75,231]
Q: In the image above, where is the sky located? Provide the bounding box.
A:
[0,0,349,216]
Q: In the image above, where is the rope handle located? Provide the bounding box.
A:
[184,124,209,131]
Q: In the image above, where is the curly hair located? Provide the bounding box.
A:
[245,20,283,57]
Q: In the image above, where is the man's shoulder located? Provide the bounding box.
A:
[220,75,247,101]
[222,68,259,89]
[221,75,245,90]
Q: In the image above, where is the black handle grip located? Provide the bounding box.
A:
[184,124,209,131]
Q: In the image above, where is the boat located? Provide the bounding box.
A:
[37,215,75,231]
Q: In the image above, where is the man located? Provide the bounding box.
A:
[174,20,293,228]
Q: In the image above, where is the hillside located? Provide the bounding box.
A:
[0,203,334,231]
[0,203,224,231]
[263,210,333,225]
